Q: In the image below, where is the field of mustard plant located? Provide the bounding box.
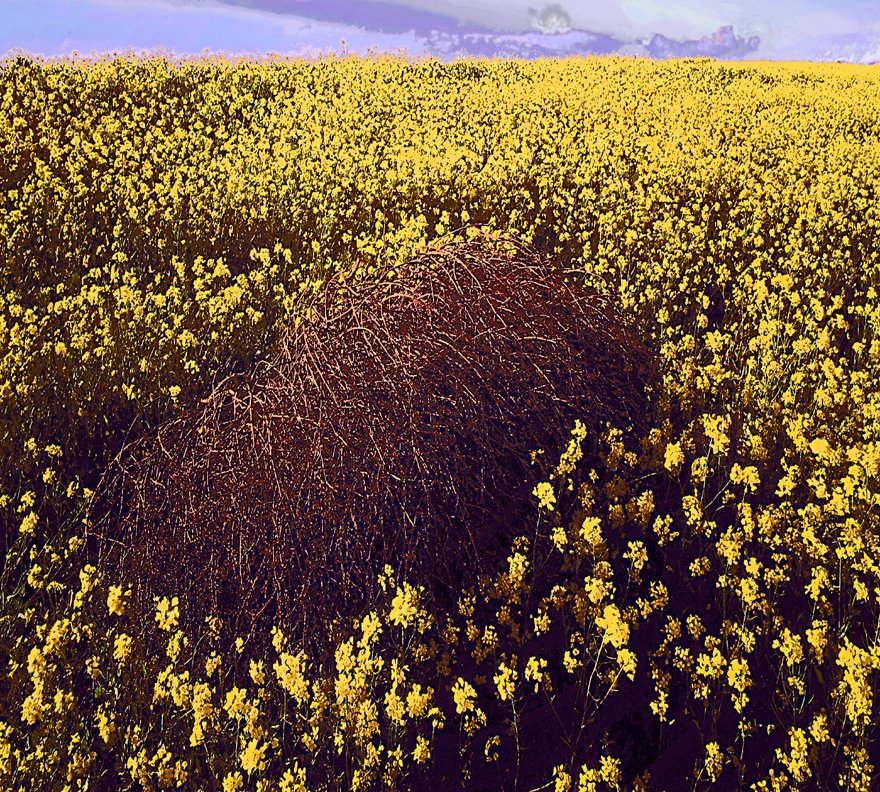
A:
[0,50,879,789]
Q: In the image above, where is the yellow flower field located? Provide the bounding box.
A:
[1,50,879,789]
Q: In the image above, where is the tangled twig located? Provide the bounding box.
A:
[85,226,656,662]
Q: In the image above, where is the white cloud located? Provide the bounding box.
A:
[619,0,734,37]
[41,0,880,62]
[796,10,861,37]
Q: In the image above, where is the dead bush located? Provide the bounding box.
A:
[85,226,656,660]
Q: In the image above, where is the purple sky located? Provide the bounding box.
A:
[2,0,879,63]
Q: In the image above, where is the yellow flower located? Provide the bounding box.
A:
[805,621,828,661]
[205,615,223,640]
[727,656,751,693]
[650,688,668,722]
[664,441,684,473]
[616,647,637,681]
[553,766,572,792]
[166,629,188,663]
[21,682,48,726]
[127,749,150,787]
[271,625,286,653]
[596,604,629,649]
[599,755,621,785]
[493,658,518,702]
[406,683,432,718]
[704,741,723,782]
[224,687,249,720]
[377,563,396,592]
[192,682,214,721]
[533,610,551,635]
[809,437,832,458]
[702,414,731,456]
[580,515,603,545]
[95,707,117,745]
[525,656,548,693]
[505,550,529,596]
[533,481,556,511]
[689,556,710,577]
[809,712,830,743]
[113,633,133,664]
[452,677,477,714]
[18,490,35,511]
[805,566,829,602]
[274,651,309,704]
[107,585,131,616]
[358,611,382,647]
[249,659,266,685]
[356,699,380,740]
[695,647,726,680]
[205,651,222,678]
[240,738,268,775]
[691,456,709,485]
[86,655,102,680]
[772,627,803,667]
[623,540,648,573]
[413,736,431,764]
[154,596,180,632]
[384,688,406,724]
[279,764,308,792]
[551,524,568,552]
[54,689,74,714]
[26,564,44,589]
[835,638,878,733]
[775,727,810,783]
[485,734,501,762]
[388,583,420,628]
[19,511,38,535]
[730,463,761,493]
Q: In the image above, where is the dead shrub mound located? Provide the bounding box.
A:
[85,227,655,659]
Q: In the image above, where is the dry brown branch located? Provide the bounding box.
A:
[84,226,656,662]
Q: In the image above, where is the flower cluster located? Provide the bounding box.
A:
[2,52,879,790]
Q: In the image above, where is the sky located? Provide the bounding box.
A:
[1,0,878,65]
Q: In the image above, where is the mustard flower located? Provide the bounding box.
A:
[249,659,266,685]
[384,688,406,724]
[493,658,518,702]
[484,734,501,762]
[154,596,180,632]
[387,583,420,628]
[240,738,268,775]
[525,656,548,693]
[274,651,309,704]
[406,683,432,718]
[452,677,477,714]
[205,651,222,678]
[664,441,684,473]
[224,687,248,720]
[113,633,133,664]
[96,707,117,745]
[107,584,131,616]
[19,511,37,535]
[704,742,723,782]
[533,481,556,511]
[596,604,629,649]
[279,764,308,792]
